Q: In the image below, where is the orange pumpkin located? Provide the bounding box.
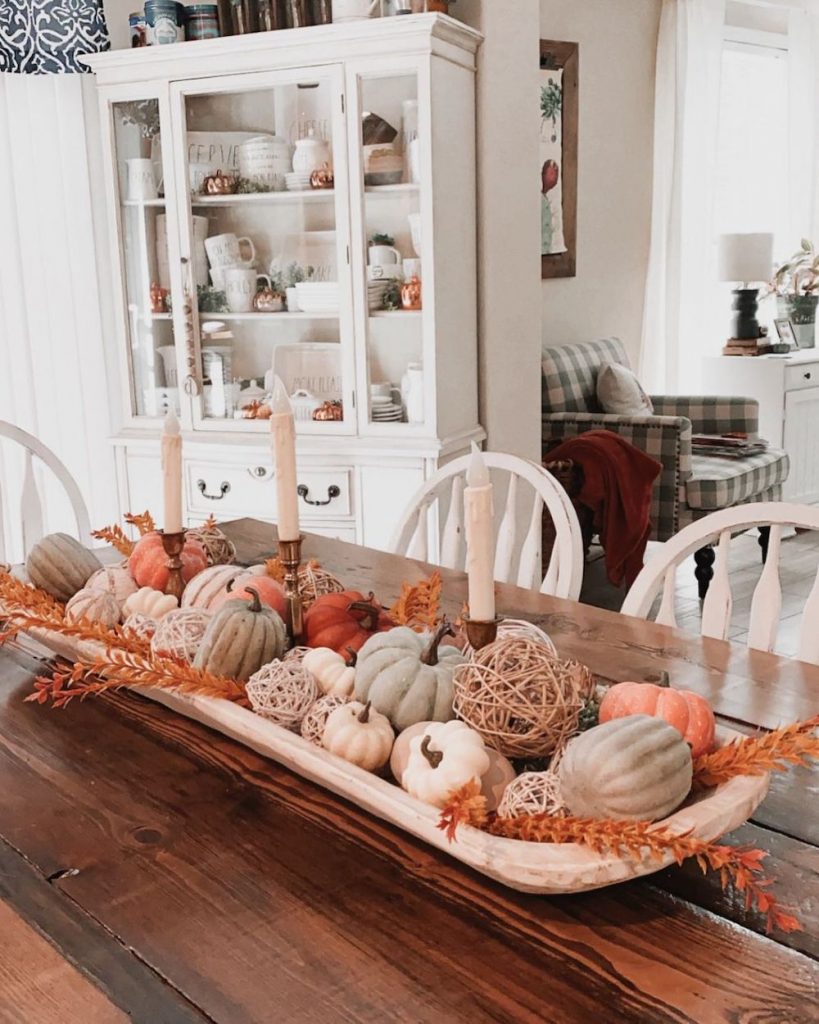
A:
[304,590,394,655]
[128,532,208,592]
[598,676,716,758]
[210,574,287,619]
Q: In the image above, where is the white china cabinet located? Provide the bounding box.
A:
[82,14,483,550]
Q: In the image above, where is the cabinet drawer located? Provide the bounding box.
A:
[785,363,819,392]
[186,460,352,520]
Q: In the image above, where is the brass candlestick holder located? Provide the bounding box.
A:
[463,615,503,651]
[161,530,186,601]
[278,535,304,644]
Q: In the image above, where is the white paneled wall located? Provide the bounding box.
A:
[0,73,119,560]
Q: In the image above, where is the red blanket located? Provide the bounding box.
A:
[545,430,661,587]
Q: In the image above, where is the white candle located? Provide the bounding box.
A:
[271,376,300,542]
[161,412,183,534]
[464,442,495,621]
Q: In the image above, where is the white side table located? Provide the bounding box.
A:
[703,350,819,504]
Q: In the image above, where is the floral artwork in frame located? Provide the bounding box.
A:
[541,41,578,280]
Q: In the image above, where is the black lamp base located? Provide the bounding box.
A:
[731,288,762,340]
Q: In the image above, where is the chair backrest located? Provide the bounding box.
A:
[621,501,819,664]
[541,337,630,413]
[0,421,91,563]
[389,452,585,601]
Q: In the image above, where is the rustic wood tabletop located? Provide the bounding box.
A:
[0,518,817,1024]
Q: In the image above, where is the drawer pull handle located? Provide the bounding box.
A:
[249,466,270,479]
[197,479,231,501]
[804,372,812,380]
[298,484,340,507]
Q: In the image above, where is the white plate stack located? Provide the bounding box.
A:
[367,280,393,311]
[295,281,340,313]
[371,397,403,423]
[285,171,314,192]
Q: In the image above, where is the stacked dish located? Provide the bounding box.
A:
[295,281,340,313]
[367,280,392,311]
[285,171,313,192]
[371,397,403,422]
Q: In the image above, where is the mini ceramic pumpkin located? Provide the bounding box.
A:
[203,169,236,195]
[86,565,138,604]
[123,587,179,621]
[310,166,334,190]
[402,720,490,808]
[354,621,465,732]
[252,287,284,313]
[599,675,716,758]
[26,533,102,602]
[303,646,357,697]
[194,587,287,682]
[303,590,394,656]
[312,400,343,422]
[128,531,208,592]
[322,700,394,772]
[186,526,236,567]
[181,564,247,610]
[558,715,693,822]
[65,588,121,627]
[209,574,287,619]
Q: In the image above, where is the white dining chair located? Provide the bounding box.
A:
[0,421,91,563]
[621,502,819,664]
[389,452,585,600]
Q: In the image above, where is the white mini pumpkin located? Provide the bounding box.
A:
[303,646,357,697]
[181,564,247,610]
[322,700,394,772]
[65,587,121,627]
[86,565,138,604]
[123,586,178,621]
[402,720,490,808]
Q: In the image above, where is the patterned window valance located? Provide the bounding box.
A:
[0,0,110,74]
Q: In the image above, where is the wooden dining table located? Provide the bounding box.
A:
[0,518,817,1024]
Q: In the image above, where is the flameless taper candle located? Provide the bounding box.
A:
[271,376,300,542]
[161,412,183,534]
[464,442,495,621]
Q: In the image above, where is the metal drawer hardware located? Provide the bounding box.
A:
[197,479,231,501]
[297,484,341,506]
[804,372,812,380]
[249,466,270,479]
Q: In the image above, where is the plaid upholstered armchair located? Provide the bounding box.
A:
[542,339,790,591]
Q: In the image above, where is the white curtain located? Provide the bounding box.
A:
[787,3,819,245]
[640,0,727,393]
[0,72,119,560]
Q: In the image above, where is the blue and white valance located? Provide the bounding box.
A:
[0,0,110,74]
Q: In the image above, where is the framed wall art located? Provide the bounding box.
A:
[540,40,578,279]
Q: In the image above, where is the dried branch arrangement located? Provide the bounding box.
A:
[693,716,819,788]
[89,523,134,557]
[389,571,443,632]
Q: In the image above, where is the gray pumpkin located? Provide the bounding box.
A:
[194,587,287,682]
[558,714,693,822]
[26,533,103,602]
[354,621,465,732]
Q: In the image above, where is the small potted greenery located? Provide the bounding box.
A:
[772,239,818,348]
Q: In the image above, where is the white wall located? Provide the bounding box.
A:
[540,0,661,366]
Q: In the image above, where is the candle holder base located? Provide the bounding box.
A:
[278,535,304,645]
[160,530,186,601]
[463,615,503,651]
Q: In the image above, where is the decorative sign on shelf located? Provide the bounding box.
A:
[540,40,578,280]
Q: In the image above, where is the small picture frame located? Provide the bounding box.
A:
[774,318,797,348]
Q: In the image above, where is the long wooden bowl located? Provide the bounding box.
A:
[24,627,770,894]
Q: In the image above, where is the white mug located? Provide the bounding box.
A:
[223,267,271,313]
[205,233,256,270]
[369,244,402,266]
[368,263,402,282]
[403,258,422,281]
[126,158,157,201]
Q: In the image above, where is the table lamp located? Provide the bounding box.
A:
[718,232,774,341]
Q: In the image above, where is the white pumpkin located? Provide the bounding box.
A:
[322,700,394,772]
[181,564,247,610]
[86,565,138,604]
[303,647,357,697]
[402,720,490,808]
[65,588,121,627]
[123,586,178,621]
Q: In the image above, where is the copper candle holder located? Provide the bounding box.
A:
[278,535,304,644]
[160,530,186,601]
[463,615,503,651]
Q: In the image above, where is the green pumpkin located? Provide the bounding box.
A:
[26,533,103,603]
[193,587,286,683]
[354,621,465,732]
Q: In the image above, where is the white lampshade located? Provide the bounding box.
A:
[718,232,774,284]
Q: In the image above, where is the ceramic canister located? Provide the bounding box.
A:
[237,135,292,192]
[292,131,331,175]
[145,0,185,43]
[185,3,221,38]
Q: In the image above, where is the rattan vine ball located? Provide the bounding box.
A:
[150,607,212,663]
[246,660,319,731]
[300,694,350,746]
[284,646,312,665]
[497,771,566,818]
[452,637,594,759]
[123,612,157,640]
[298,563,345,610]
[463,618,557,659]
[187,526,236,567]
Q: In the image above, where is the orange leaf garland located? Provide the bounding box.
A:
[89,523,135,557]
[389,571,443,632]
[124,510,156,536]
[265,557,286,584]
[693,716,819,789]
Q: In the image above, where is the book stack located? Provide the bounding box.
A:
[692,434,769,459]
[722,338,769,357]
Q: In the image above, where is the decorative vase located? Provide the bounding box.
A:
[778,294,818,349]
[401,275,422,311]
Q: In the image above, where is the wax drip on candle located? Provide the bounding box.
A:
[271,375,292,415]
[467,442,490,488]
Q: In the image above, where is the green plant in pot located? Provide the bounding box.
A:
[772,239,819,348]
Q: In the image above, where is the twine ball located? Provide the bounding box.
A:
[298,563,345,610]
[300,694,350,746]
[452,637,594,759]
[123,612,157,640]
[497,771,566,818]
[463,618,557,659]
[187,526,236,566]
[284,646,313,665]
[246,660,318,731]
[150,607,212,663]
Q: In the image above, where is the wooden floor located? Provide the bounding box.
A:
[581,529,819,659]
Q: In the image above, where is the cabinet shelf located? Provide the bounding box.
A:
[122,198,166,208]
[369,310,422,319]
[191,190,335,206]
[210,311,339,321]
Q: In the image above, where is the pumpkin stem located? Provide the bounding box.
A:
[357,701,371,724]
[420,618,455,667]
[243,587,263,614]
[420,734,443,769]
[344,646,358,668]
[348,594,383,632]
[226,577,236,593]
[656,671,671,689]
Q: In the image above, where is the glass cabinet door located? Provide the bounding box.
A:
[170,67,354,434]
[110,95,182,421]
